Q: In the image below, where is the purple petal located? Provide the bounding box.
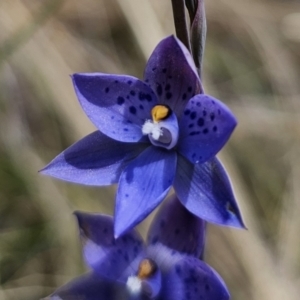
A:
[115,146,177,237]
[147,195,206,257]
[72,73,158,143]
[162,257,230,300]
[178,94,237,164]
[174,155,245,228]
[75,212,145,282]
[144,36,203,117]
[44,272,131,300]
[40,131,147,186]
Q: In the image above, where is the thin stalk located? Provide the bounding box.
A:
[171,0,191,51]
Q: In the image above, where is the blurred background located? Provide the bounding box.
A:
[0,0,300,299]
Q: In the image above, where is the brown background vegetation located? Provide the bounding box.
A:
[0,0,299,299]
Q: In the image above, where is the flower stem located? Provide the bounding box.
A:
[171,0,191,52]
[186,0,207,78]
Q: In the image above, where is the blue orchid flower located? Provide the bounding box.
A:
[41,35,244,237]
[44,195,229,300]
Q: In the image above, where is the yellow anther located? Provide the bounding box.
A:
[137,259,157,279]
[151,105,170,123]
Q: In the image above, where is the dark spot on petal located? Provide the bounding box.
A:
[105,87,109,93]
[184,109,191,115]
[129,106,137,114]
[166,92,172,100]
[145,94,152,102]
[127,80,132,85]
[145,79,149,83]
[196,102,201,107]
[125,194,129,197]
[210,113,215,121]
[226,202,235,213]
[111,116,114,119]
[218,109,221,115]
[190,111,197,120]
[162,68,167,73]
[197,118,205,127]
[213,126,218,132]
[175,265,182,275]
[205,284,210,291]
[203,110,207,116]
[138,92,146,101]
[188,123,194,128]
[123,128,129,132]
[212,100,215,105]
[114,80,119,84]
[151,236,159,244]
[130,90,136,96]
[103,228,108,234]
[182,93,187,100]
[157,84,163,96]
[139,104,144,110]
[133,246,139,254]
[165,83,171,91]
[203,128,209,134]
[152,67,157,71]
[126,95,130,99]
[117,96,125,105]
[124,253,129,262]
[188,86,192,92]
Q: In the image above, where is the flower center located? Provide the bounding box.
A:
[126,259,159,296]
[138,258,157,279]
[151,105,171,123]
[126,276,142,294]
[142,105,178,150]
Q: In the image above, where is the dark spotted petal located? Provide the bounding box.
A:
[40,131,148,186]
[72,73,157,143]
[44,272,132,300]
[144,36,202,117]
[75,212,145,282]
[161,257,230,300]
[147,194,206,257]
[115,146,177,238]
[178,94,237,164]
[174,155,245,228]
